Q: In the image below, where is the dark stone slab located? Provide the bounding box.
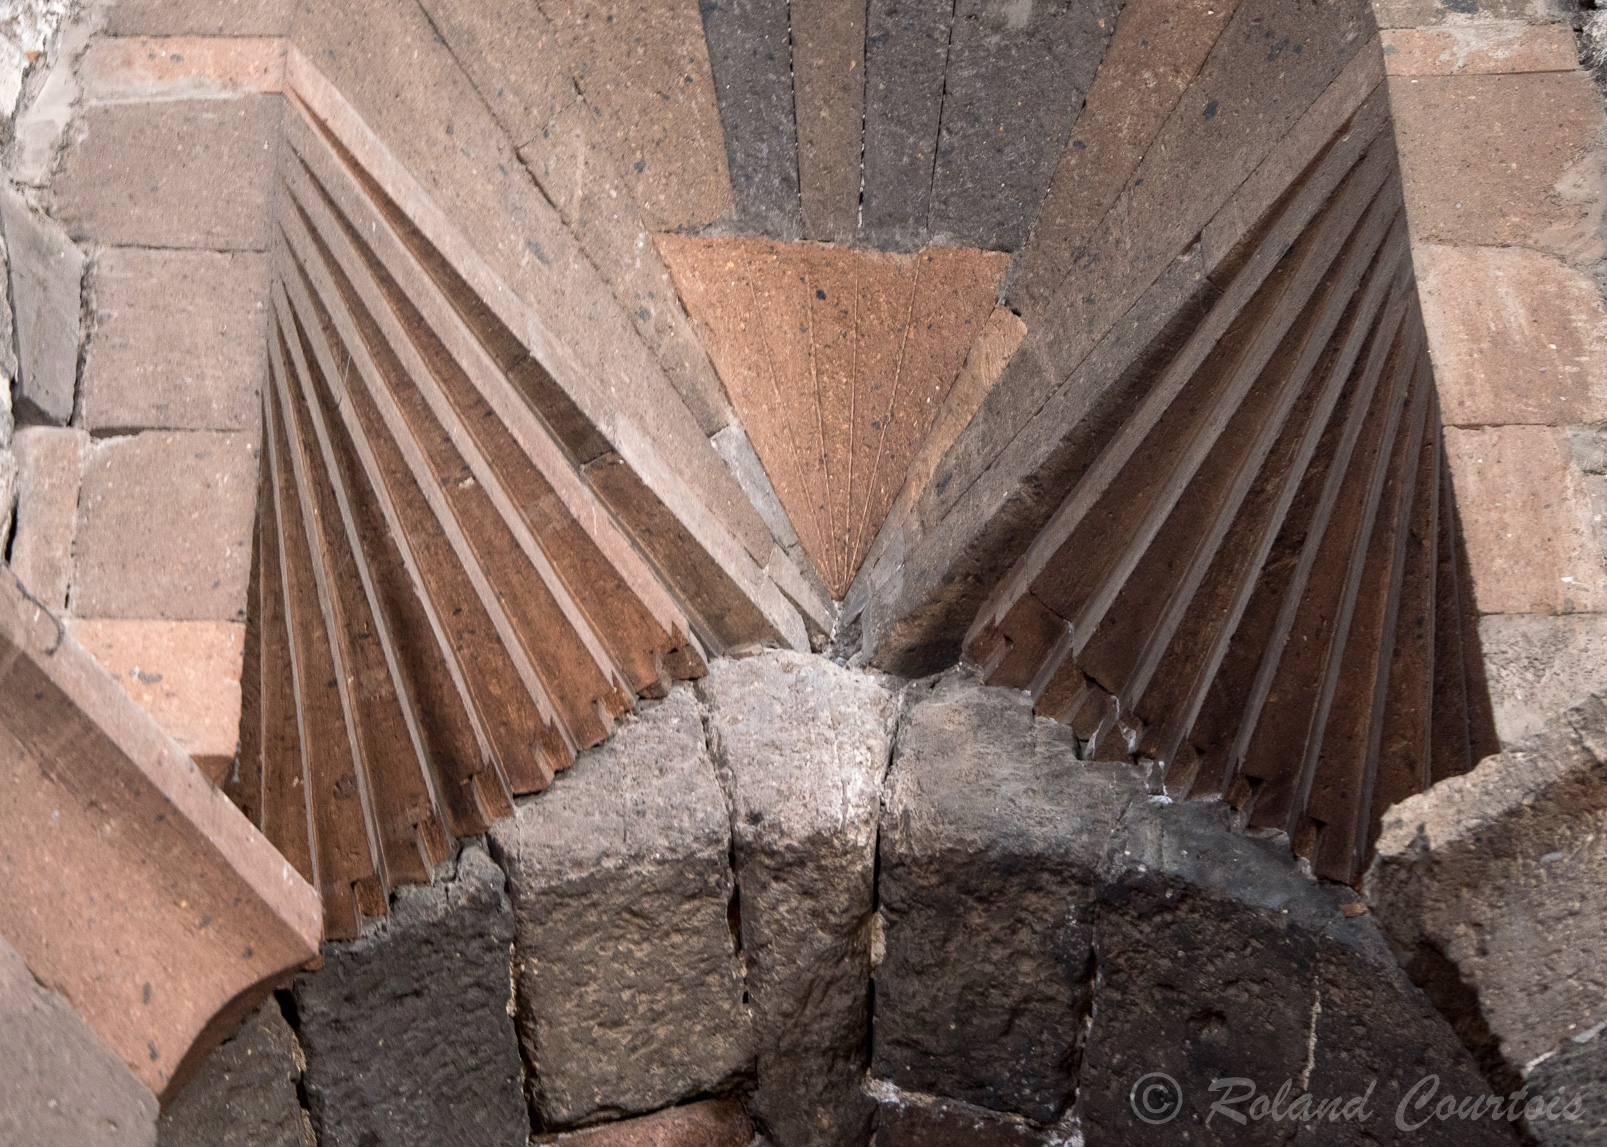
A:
[1523,1033,1607,1146]
[927,0,1120,252]
[292,843,530,1147]
[872,670,1145,1122]
[158,999,309,1147]
[699,0,802,238]
[870,1084,1055,1147]
[859,0,953,251]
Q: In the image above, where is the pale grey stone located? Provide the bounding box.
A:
[0,186,82,424]
[1479,613,1607,748]
[703,651,897,1147]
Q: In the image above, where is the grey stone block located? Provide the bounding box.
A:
[926,0,1119,251]
[698,0,801,237]
[106,0,296,35]
[1523,1030,1607,1145]
[292,842,528,1147]
[702,651,897,1147]
[1366,699,1607,1072]
[83,248,268,434]
[53,97,282,250]
[860,0,952,251]
[158,998,310,1147]
[1479,614,1607,748]
[489,683,751,1129]
[1,187,84,424]
[873,669,1143,1122]
[0,932,158,1147]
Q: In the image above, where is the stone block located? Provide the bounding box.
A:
[0,230,16,388]
[1479,614,1607,747]
[925,0,1119,252]
[530,1100,754,1147]
[157,998,310,1147]
[1523,1030,1607,1145]
[1,187,85,424]
[873,669,1144,1122]
[1443,425,1607,615]
[53,96,282,250]
[83,249,268,433]
[72,431,258,621]
[792,0,865,243]
[1371,0,1572,29]
[9,426,84,612]
[1381,24,1578,76]
[488,684,750,1128]
[869,1084,1055,1147]
[698,0,801,237]
[292,842,530,1147]
[1414,244,1607,426]
[1367,698,1607,1070]
[859,0,951,251]
[80,36,288,101]
[1389,71,1604,260]
[69,619,245,782]
[701,651,897,1147]
[106,0,295,37]
[0,933,158,1147]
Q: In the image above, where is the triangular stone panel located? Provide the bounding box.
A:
[658,235,1008,597]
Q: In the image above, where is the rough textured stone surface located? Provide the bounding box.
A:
[1479,613,1607,747]
[1414,244,1607,427]
[106,0,295,36]
[83,248,268,433]
[859,0,951,251]
[530,1099,754,1147]
[69,619,246,781]
[1389,71,1604,261]
[292,843,529,1147]
[873,669,1142,1122]
[53,97,282,249]
[72,431,258,621]
[9,424,83,612]
[1443,425,1607,615]
[1,186,84,424]
[490,684,750,1128]
[1381,24,1578,76]
[1366,698,1607,1070]
[925,0,1120,251]
[158,998,310,1147]
[869,1083,1062,1146]
[698,0,801,237]
[702,652,897,1147]
[1523,1030,1607,1145]
[0,932,158,1147]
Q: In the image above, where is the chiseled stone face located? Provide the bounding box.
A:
[158,999,310,1147]
[702,650,899,1147]
[292,843,529,1147]
[489,683,752,1129]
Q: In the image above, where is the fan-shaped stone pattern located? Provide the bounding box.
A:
[657,235,1009,597]
[963,115,1497,884]
[238,79,734,937]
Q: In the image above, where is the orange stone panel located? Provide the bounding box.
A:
[658,235,1007,596]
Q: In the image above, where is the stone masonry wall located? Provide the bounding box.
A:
[163,655,1557,1147]
[2,0,280,779]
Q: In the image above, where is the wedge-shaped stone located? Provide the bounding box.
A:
[657,235,1007,597]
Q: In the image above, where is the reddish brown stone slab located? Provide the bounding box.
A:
[657,234,1007,596]
[79,35,287,99]
[73,431,259,622]
[83,248,269,434]
[9,426,84,613]
[1413,243,1607,427]
[1381,24,1576,76]
[1443,425,1607,615]
[68,619,246,784]
[531,1099,752,1146]
[1389,71,1604,260]
[0,567,321,1101]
